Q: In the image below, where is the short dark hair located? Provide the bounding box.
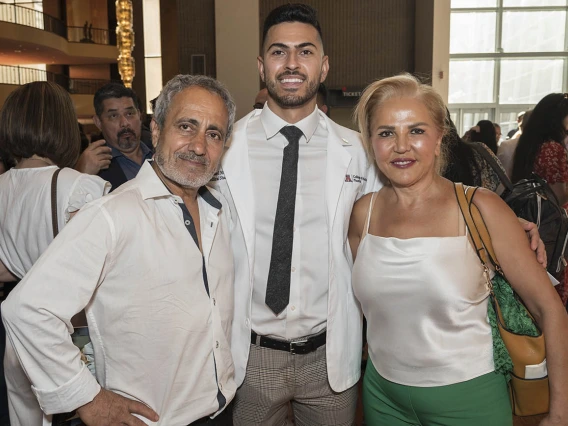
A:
[0,81,81,168]
[262,3,323,48]
[94,82,139,116]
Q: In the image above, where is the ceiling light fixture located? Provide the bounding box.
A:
[116,0,135,88]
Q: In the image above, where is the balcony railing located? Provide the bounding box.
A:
[0,65,114,95]
[0,4,112,45]
[67,26,110,45]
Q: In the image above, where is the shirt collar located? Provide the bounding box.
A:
[138,161,221,210]
[109,141,153,160]
[260,104,320,143]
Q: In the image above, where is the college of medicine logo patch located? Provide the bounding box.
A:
[211,170,226,181]
[345,174,366,183]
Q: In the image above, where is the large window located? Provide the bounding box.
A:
[448,0,568,137]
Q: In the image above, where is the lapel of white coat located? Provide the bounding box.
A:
[325,116,352,229]
[222,112,256,265]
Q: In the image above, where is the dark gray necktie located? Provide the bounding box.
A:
[265,125,303,315]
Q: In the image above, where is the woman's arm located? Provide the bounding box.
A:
[473,188,568,424]
[348,193,374,261]
[0,260,17,282]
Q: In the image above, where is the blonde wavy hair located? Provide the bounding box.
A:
[354,73,449,172]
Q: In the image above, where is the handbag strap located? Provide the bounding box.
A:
[467,142,514,192]
[454,182,501,271]
[51,168,62,238]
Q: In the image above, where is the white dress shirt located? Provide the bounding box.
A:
[0,166,110,278]
[248,105,329,340]
[2,162,236,425]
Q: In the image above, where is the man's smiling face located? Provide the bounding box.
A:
[258,21,328,110]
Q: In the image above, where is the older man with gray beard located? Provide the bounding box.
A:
[2,75,237,426]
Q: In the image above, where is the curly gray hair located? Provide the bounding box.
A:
[153,74,236,139]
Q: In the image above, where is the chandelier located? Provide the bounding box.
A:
[116,0,135,88]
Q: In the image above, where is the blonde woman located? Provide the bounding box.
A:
[348,75,568,426]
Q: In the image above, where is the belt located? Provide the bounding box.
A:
[251,330,326,355]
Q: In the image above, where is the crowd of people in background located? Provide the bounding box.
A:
[0,3,567,426]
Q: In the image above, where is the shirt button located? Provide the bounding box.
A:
[216,341,220,348]
[212,298,216,306]
[219,383,223,390]
[290,306,296,311]
[184,220,191,226]
[174,199,179,204]
[245,318,250,326]
[291,267,296,272]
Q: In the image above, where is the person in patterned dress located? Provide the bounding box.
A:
[512,93,568,305]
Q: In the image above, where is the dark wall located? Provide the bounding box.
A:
[160,0,179,84]
[132,0,146,112]
[259,0,416,90]
[176,0,216,78]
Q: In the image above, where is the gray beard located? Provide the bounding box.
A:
[154,149,214,189]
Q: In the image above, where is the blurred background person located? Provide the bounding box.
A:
[0,81,110,426]
[511,94,568,205]
[508,111,525,139]
[511,93,568,307]
[494,122,502,143]
[444,114,507,193]
[253,87,268,110]
[317,82,330,116]
[82,83,152,192]
[498,110,532,178]
[465,119,499,154]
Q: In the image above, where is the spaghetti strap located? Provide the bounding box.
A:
[461,186,472,237]
[362,192,378,240]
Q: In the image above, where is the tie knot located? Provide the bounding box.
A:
[280,125,303,144]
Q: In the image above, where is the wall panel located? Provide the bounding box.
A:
[177,0,216,78]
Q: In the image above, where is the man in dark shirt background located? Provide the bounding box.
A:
[76,83,153,191]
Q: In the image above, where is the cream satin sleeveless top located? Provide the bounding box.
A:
[352,192,494,387]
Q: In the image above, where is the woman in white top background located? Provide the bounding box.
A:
[348,74,568,426]
[0,81,110,426]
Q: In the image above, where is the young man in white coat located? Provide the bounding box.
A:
[210,4,382,425]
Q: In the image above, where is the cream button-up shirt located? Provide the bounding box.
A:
[2,162,236,425]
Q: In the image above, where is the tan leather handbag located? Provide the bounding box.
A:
[455,183,549,416]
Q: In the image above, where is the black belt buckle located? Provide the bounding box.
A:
[290,338,311,355]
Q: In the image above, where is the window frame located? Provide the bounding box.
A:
[448,0,568,136]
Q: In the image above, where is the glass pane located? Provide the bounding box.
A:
[499,59,564,104]
[451,0,497,8]
[450,12,496,53]
[502,11,566,53]
[461,111,491,137]
[449,60,495,103]
[503,0,566,6]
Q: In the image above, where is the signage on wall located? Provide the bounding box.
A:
[341,87,362,97]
